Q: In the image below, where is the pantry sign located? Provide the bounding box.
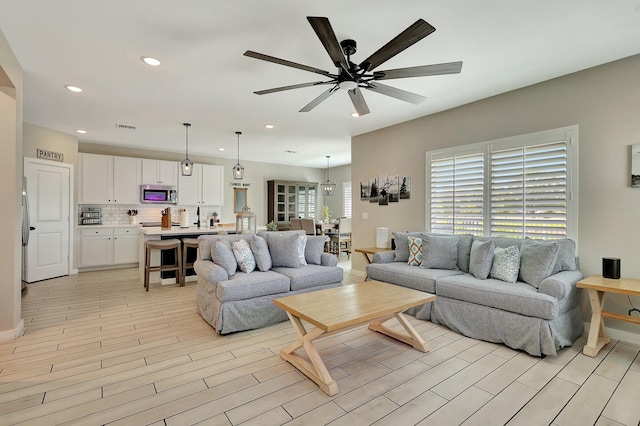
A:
[36,149,64,162]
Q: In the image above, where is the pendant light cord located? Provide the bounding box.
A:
[183,123,191,158]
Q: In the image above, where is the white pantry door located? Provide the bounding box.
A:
[23,158,71,283]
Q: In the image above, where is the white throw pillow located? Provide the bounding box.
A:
[231,239,256,273]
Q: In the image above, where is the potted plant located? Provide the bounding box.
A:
[266,220,278,231]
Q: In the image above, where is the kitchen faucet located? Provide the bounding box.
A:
[195,206,200,228]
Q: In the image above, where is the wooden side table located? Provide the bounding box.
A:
[354,247,393,280]
[576,275,640,357]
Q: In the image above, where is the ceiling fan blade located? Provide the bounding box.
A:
[359,19,436,72]
[299,85,340,112]
[307,17,351,73]
[244,50,334,77]
[254,81,335,95]
[348,88,370,116]
[364,82,426,105]
[374,61,463,80]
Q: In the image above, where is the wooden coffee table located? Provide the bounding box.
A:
[273,280,436,396]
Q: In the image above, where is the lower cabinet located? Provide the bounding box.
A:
[80,227,139,267]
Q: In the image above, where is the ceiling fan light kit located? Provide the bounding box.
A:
[244,16,462,115]
[180,122,193,176]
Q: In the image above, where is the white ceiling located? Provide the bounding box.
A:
[1,0,640,168]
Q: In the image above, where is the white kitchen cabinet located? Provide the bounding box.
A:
[80,228,114,267]
[113,228,139,264]
[177,164,224,206]
[112,156,142,204]
[142,159,177,186]
[78,153,141,205]
[79,153,112,204]
[80,227,139,268]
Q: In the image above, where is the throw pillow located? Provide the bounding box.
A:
[264,233,301,268]
[231,239,256,273]
[420,233,459,270]
[519,238,559,288]
[407,236,423,266]
[490,245,520,283]
[298,235,308,266]
[392,231,423,262]
[305,235,328,265]
[551,238,577,273]
[211,240,237,277]
[250,235,272,271]
[469,239,494,279]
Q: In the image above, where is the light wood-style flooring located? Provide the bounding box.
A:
[2,263,639,425]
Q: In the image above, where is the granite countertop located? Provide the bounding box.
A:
[77,224,140,229]
[138,224,238,235]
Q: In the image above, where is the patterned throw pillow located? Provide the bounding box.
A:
[298,235,308,266]
[407,236,423,266]
[490,245,520,283]
[231,239,256,273]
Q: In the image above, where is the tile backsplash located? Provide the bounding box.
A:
[78,205,223,226]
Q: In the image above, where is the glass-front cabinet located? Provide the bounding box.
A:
[268,180,317,228]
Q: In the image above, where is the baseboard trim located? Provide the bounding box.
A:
[0,319,25,341]
[583,321,640,347]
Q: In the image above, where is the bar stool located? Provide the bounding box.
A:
[144,239,183,291]
[182,237,200,282]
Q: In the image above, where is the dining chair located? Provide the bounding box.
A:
[330,217,351,258]
[300,218,316,235]
[289,218,302,230]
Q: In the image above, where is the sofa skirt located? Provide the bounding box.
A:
[430,296,583,357]
[197,276,342,334]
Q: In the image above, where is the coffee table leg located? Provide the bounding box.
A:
[368,312,429,352]
[583,289,610,357]
[280,312,339,396]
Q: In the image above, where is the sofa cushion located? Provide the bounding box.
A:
[490,245,520,283]
[211,241,237,277]
[435,274,559,320]
[519,238,559,288]
[264,233,301,268]
[272,265,343,291]
[231,239,256,273]
[392,231,424,262]
[420,233,459,270]
[250,235,272,272]
[469,239,494,279]
[552,238,577,273]
[216,271,290,302]
[305,235,328,265]
[407,236,423,266]
[366,262,463,293]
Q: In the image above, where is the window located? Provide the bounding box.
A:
[343,182,352,218]
[427,126,577,241]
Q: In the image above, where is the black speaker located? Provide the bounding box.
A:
[602,257,621,279]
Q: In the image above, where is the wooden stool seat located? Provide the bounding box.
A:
[144,238,183,291]
[182,237,200,281]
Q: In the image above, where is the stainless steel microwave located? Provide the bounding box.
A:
[140,184,177,204]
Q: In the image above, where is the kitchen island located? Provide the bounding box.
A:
[138,224,237,285]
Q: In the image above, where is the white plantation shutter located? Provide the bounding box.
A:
[430,153,484,235]
[427,126,577,242]
[491,142,567,239]
[343,182,352,218]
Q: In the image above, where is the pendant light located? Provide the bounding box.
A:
[180,123,193,176]
[232,131,244,180]
[321,155,336,196]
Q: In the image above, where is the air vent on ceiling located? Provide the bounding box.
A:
[115,123,136,130]
[284,150,298,154]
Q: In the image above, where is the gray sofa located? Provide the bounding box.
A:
[367,233,583,356]
[194,230,342,334]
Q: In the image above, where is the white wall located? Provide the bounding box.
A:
[0,28,23,340]
[352,54,640,335]
[24,122,78,165]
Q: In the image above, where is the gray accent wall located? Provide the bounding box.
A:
[352,53,640,338]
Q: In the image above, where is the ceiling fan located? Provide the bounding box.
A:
[244,16,462,116]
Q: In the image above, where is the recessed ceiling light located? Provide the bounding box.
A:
[65,85,83,93]
[350,112,359,118]
[76,129,87,134]
[264,124,274,129]
[218,148,225,151]
[141,56,161,66]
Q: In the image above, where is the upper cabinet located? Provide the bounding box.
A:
[142,159,177,186]
[177,164,224,206]
[79,153,141,204]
